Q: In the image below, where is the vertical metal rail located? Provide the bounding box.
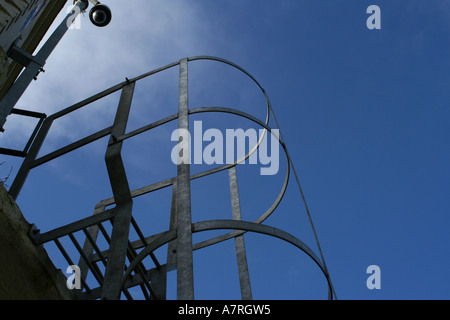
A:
[175,58,194,299]
[100,82,135,300]
[167,182,177,271]
[229,166,253,300]
[54,238,91,292]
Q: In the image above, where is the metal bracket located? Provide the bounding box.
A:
[28,223,41,245]
[74,0,89,12]
[7,42,45,70]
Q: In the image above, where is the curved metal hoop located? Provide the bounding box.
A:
[120,219,335,300]
[187,106,291,249]
[101,104,291,249]
[99,56,292,250]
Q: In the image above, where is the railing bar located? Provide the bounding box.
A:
[98,223,111,244]
[82,228,108,267]
[31,126,112,168]
[36,209,115,245]
[117,113,177,143]
[49,83,124,120]
[68,233,104,285]
[54,238,90,292]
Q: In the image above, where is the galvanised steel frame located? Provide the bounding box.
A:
[1,56,337,300]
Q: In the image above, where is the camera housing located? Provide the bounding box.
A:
[89,4,112,27]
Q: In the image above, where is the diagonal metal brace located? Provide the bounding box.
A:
[100,82,135,300]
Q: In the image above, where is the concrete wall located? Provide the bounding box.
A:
[0,183,75,299]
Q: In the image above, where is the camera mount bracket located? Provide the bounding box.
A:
[0,0,89,131]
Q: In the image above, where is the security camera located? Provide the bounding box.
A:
[89,3,112,27]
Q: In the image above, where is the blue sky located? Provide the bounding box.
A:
[0,0,449,300]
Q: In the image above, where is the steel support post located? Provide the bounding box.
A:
[167,182,177,270]
[176,58,194,300]
[101,82,135,300]
[229,166,253,300]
